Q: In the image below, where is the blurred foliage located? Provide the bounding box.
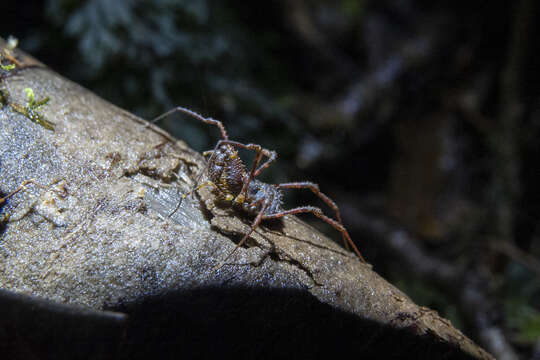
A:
[2,0,540,358]
[503,263,540,345]
[39,0,298,155]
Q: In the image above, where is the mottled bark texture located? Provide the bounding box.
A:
[0,39,492,359]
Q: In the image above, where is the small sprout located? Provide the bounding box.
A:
[24,87,35,106]
[10,88,55,130]
[0,64,15,71]
[24,87,35,105]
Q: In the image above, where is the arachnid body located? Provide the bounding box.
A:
[151,107,366,268]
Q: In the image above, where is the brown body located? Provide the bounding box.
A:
[151,106,366,268]
[204,144,283,217]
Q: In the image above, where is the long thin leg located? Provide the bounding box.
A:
[149,107,279,216]
[149,106,278,201]
[264,205,366,263]
[149,106,229,140]
[215,201,269,271]
[0,179,46,205]
[208,140,277,176]
[278,182,343,222]
[278,182,351,250]
[149,107,278,177]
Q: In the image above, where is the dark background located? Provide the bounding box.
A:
[2,1,539,358]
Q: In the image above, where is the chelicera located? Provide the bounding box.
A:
[151,106,366,268]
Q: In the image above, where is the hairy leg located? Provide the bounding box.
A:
[149,106,229,140]
[264,205,366,263]
[0,179,46,205]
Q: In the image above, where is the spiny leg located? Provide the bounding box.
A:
[222,141,276,177]
[264,205,366,263]
[149,106,229,140]
[148,107,277,202]
[0,179,46,205]
[215,201,268,271]
[236,143,276,199]
[278,182,350,250]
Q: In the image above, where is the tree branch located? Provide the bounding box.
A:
[0,38,492,359]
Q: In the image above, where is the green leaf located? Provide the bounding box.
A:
[23,88,35,107]
[0,63,15,71]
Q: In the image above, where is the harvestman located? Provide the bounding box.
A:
[150,107,366,269]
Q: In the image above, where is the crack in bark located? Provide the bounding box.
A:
[270,249,323,287]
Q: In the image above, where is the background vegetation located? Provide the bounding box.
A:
[2,1,539,358]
